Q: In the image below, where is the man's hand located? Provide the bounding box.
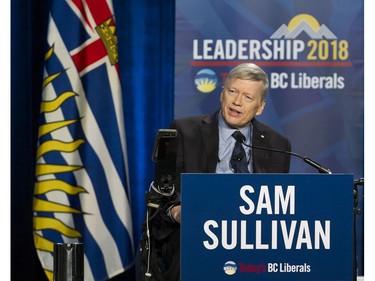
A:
[171,205,181,223]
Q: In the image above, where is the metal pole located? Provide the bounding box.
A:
[53,243,84,281]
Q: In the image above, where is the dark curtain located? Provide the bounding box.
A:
[10,0,175,280]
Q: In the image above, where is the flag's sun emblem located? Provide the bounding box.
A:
[33,2,133,280]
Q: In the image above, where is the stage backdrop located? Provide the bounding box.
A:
[174,0,364,275]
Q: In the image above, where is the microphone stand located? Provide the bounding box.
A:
[239,139,363,280]
[232,132,332,174]
[353,178,364,281]
[246,143,333,174]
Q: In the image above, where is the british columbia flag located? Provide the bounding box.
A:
[32,1,134,280]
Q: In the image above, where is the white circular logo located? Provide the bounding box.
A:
[194,68,218,93]
[223,261,237,275]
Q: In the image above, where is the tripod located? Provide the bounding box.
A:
[353,178,364,281]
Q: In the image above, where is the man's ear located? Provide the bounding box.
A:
[255,99,266,116]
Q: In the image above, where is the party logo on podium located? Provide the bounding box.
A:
[223,261,237,275]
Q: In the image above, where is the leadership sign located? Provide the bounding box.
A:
[174,1,364,179]
[181,174,353,281]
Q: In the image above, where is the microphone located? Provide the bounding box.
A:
[232,133,332,174]
[232,152,244,161]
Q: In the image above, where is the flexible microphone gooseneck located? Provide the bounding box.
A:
[233,133,332,174]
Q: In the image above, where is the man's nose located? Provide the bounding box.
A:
[233,93,242,104]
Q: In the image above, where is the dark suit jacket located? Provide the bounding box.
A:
[170,111,291,194]
[148,111,291,281]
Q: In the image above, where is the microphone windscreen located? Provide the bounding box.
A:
[233,131,246,143]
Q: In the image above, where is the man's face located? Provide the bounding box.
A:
[220,78,266,128]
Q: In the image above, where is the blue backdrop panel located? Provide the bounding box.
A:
[174,0,363,177]
[174,1,364,274]
[181,173,354,281]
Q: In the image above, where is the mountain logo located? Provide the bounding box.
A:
[271,14,337,39]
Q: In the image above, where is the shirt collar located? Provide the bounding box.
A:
[218,110,251,143]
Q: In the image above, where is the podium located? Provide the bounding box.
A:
[181,174,354,281]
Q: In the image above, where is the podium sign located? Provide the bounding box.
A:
[181,174,354,281]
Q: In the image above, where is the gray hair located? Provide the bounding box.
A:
[224,63,269,100]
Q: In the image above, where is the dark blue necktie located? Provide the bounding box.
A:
[230,131,249,173]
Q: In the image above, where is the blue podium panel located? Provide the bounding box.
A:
[181,174,354,281]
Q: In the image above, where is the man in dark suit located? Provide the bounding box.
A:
[145,63,291,281]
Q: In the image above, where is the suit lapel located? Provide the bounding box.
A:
[198,115,270,173]
[252,119,268,173]
[200,113,219,173]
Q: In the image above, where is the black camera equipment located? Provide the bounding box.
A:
[141,129,178,281]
